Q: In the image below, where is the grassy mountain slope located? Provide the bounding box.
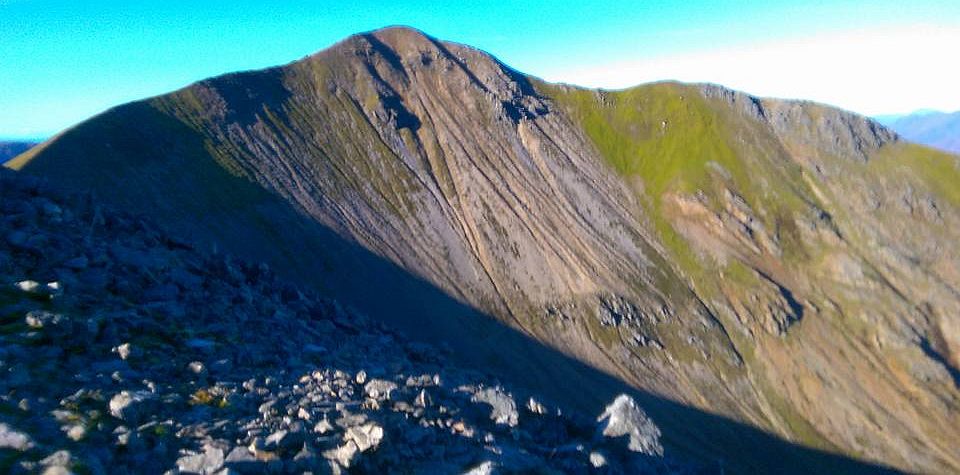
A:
[9,27,960,473]
[547,82,960,470]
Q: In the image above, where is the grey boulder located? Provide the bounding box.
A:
[596,394,663,456]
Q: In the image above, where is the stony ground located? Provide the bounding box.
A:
[0,170,688,474]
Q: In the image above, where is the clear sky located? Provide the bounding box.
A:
[1,0,958,140]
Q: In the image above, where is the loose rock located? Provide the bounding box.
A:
[472,387,519,427]
[596,394,663,456]
[0,423,34,451]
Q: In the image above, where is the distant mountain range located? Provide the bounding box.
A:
[0,141,37,162]
[7,27,960,473]
[876,110,960,153]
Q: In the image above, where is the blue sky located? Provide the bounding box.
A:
[1,0,958,140]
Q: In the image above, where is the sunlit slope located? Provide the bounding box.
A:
[546,80,960,471]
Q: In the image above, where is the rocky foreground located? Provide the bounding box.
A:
[0,170,689,473]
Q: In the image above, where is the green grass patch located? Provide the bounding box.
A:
[539,81,824,286]
[541,82,750,200]
[189,388,230,409]
[541,83,739,277]
[539,82,751,283]
[871,142,960,207]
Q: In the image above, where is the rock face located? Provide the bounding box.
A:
[8,26,960,473]
[0,170,680,474]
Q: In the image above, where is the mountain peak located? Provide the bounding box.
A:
[363,25,434,46]
[317,25,470,65]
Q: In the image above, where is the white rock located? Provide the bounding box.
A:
[25,310,61,329]
[15,280,40,293]
[0,422,34,451]
[314,418,334,434]
[526,397,547,415]
[109,390,155,422]
[472,387,519,427]
[66,424,86,442]
[364,379,398,400]
[177,444,225,474]
[41,467,72,475]
[115,343,131,360]
[596,394,663,456]
[323,441,358,468]
[415,389,432,408]
[264,429,288,449]
[41,450,73,467]
[463,461,496,475]
[589,451,607,468]
[344,422,384,452]
[188,361,206,374]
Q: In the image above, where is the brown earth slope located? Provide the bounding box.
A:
[9,27,960,472]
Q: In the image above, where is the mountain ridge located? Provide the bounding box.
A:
[876,109,960,154]
[9,26,960,473]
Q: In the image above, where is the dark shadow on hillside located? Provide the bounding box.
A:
[16,102,900,475]
[220,216,900,474]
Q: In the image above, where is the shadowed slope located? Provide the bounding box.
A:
[0,141,36,163]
